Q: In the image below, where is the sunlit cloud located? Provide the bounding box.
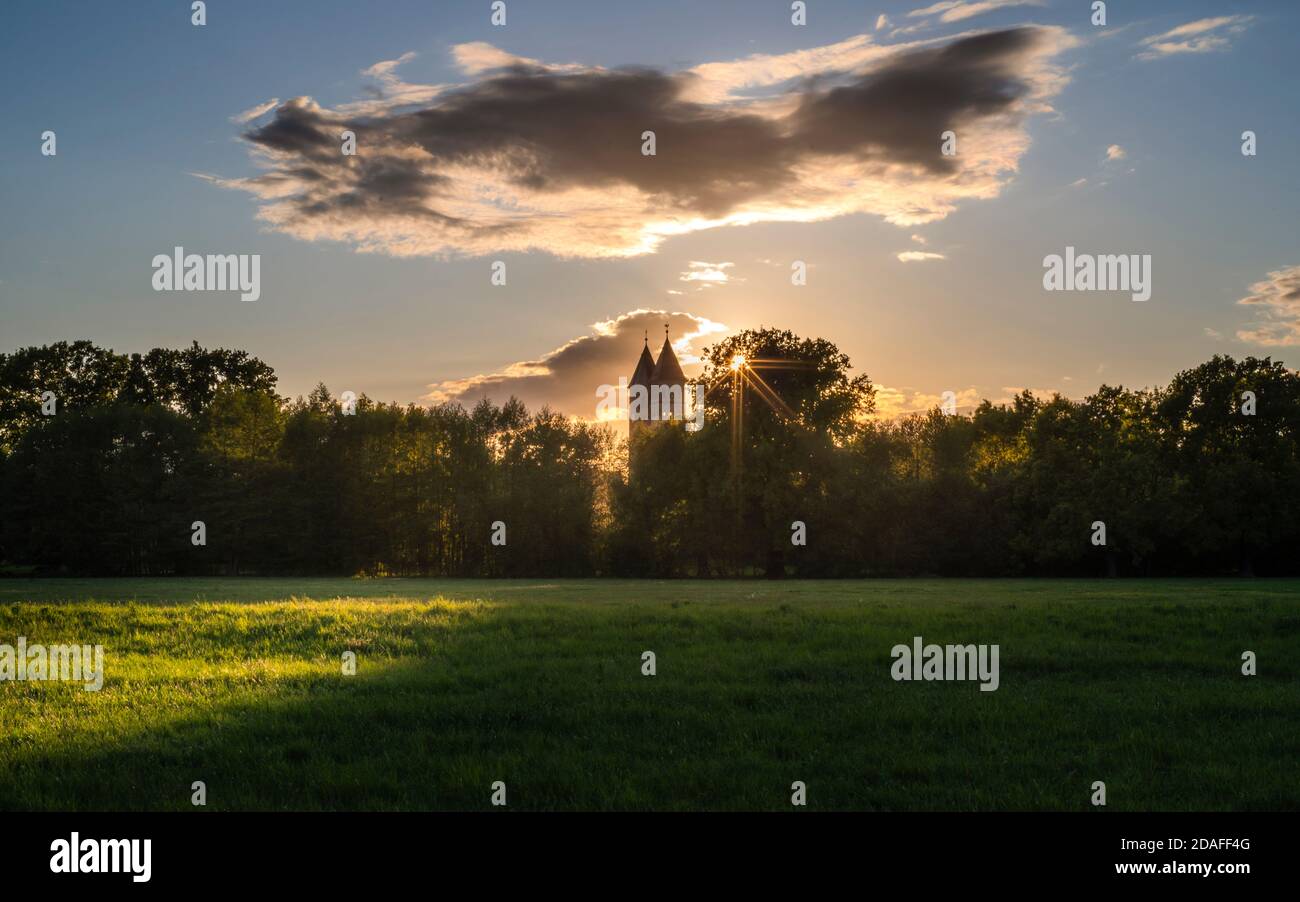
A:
[871,383,1068,419]
[450,41,588,77]
[896,250,947,262]
[1137,16,1253,61]
[907,0,1045,25]
[1235,265,1300,347]
[339,52,448,114]
[422,310,728,422]
[678,33,892,105]
[998,386,1060,399]
[679,261,737,289]
[1067,143,1129,190]
[231,98,280,124]
[205,26,1078,259]
[871,385,982,418]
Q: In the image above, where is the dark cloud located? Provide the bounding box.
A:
[215,27,1072,257]
[790,27,1038,169]
[396,67,791,215]
[246,98,342,163]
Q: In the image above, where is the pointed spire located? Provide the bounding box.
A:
[650,331,686,389]
[630,334,656,391]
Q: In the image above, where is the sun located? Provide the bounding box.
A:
[730,354,746,371]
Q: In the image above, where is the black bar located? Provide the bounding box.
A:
[4,812,1283,889]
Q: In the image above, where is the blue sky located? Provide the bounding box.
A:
[2,0,1297,419]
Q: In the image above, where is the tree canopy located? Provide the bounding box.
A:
[2,338,1296,577]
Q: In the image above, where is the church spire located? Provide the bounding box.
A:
[650,327,686,393]
[630,333,655,393]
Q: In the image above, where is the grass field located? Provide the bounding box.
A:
[1,578,1297,811]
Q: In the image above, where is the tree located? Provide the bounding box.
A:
[1156,356,1300,575]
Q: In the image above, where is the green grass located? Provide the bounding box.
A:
[1,578,1297,811]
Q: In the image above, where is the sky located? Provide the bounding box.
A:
[2,0,1298,423]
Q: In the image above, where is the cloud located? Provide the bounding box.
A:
[896,250,946,262]
[678,33,892,105]
[422,310,728,422]
[679,260,737,289]
[1067,145,1128,189]
[872,385,982,418]
[206,26,1077,259]
[910,233,928,244]
[1235,265,1300,346]
[451,42,587,77]
[340,52,448,113]
[1137,16,1253,61]
[873,384,1064,419]
[907,1,1045,25]
[231,98,280,124]
[875,14,891,31]
[996,386,1062,402]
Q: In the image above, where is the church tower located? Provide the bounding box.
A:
[628,331,656,449]
[628,324,688,470]
[649,329,686,420]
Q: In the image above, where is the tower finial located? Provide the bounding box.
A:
[644,329,648,346]
[665,322,670,340]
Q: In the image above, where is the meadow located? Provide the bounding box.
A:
[1,578,1297,811]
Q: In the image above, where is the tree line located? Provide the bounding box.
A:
[1,336,1296,577]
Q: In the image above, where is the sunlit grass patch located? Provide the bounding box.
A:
[1,578,1297,811]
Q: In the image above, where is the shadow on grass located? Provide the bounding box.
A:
[3,595,1299,811]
